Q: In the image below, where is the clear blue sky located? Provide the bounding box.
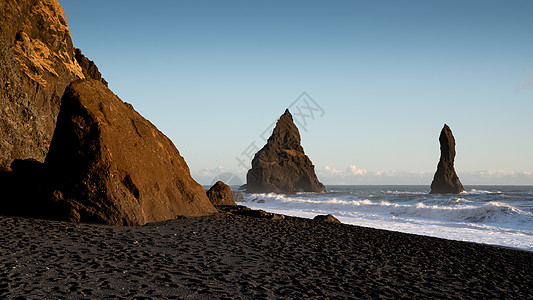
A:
[59,0,533,185]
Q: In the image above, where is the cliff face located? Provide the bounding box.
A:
[244,109,326,194]
[43,80,216,225]
[430,124,465,194]
[0,0,216,225]
[0,0,104,168]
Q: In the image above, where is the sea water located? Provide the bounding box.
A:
[240,185,533,251]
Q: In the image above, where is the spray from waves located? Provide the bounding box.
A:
[468,189,502,195]
[398,201,531,224]
[244,192,533,226]
[243,186,533,251]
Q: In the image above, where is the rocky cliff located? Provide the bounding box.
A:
[243,109,326,194]
[0,0,105,168]
[42,80,216,225]
[430,124,464,194]
[0,0,216,225]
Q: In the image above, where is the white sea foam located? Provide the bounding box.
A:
[243,186,533,251]
[468,189,502,194]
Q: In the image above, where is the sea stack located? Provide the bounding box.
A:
[430,124,464,194]
[243,109,326,194]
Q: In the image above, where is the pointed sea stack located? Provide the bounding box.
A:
[243,109,326,194]
[430,124,464,194]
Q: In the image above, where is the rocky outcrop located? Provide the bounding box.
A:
[74,48,108,86]
[207,181,237,206]
[217,205,286,220]
[314,214,341,223]
[430,124,465,194]
[0,0,215,225]
[41,79,216,225]
[243,109,326,194]
[0,0,104,168]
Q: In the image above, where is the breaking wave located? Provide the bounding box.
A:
[243,185,533,251]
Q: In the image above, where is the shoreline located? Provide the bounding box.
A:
[1,211,532,298]
[238,185,533,252]
[245,206,533,253]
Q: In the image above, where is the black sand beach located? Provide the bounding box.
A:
[1,211,532,299]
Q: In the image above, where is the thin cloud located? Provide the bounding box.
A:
[316,166,533,185]
[192,166,533,186]
[346,165,367,176]
[192,167,247,185]
[461,170,533,184]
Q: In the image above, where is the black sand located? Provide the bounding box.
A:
[1,212,532,299]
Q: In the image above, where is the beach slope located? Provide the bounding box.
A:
[0,212,531,298]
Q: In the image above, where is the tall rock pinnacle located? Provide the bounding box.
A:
[243,109,326,194]
[430,124,464,194]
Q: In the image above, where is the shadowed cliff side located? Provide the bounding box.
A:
[243,109,326,194]
[430,124,464,194]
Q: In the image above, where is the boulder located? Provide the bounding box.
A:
[430,124,465,194]
[206,181,237,206]
[43,79,217,225]
[243,109,326,194]
[0,0,105,168]
[314,214,341,223]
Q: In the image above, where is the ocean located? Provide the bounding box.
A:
[239,185,533,251]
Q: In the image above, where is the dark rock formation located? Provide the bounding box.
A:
[219,206,285,220]
[314,214,341,223]
[0,0,105,168]
[74,48,108,86]
[207,181,237,206]
[243,109,326,194]
[430,124,465,194]
[42,79,216,225]
[0,0,215,226]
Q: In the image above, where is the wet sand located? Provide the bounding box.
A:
[0,211,532,299]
